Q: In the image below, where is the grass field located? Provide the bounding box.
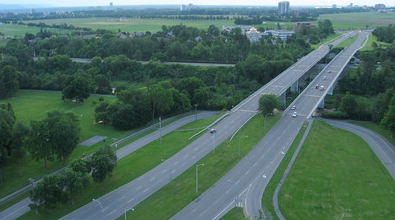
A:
[318,11,395,30]
[16,107,280,219]
[277,120,395,219]
[0,90,158,199]
[24,17,235,33]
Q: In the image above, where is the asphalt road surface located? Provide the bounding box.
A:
[0,111,218,220]
[59,32,353,220]
[171,31,370,219]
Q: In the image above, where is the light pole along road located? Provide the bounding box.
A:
[58,32,352,220]
[171,31,370,220]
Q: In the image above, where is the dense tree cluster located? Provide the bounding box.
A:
[322,27,395,126]
[29,146,117,212]
[0,22,316,128]
[27,110,81,167]
[372,25,395,44]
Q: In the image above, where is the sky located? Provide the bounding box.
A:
[4,0,394,8]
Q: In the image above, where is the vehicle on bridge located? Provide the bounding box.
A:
[292,112,297,118]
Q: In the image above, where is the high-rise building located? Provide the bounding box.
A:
[278,1,290,15]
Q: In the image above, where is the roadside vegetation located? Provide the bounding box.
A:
[1,5,395,220]
[279,120,395,219]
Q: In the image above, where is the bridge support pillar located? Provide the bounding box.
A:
[290,80,299,93]
[318,99,325,108]
[279,92,286,107]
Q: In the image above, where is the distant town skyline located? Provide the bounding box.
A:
[3,0,394,8]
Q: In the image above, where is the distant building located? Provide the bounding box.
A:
[375,3,386,9]
[246,27,265,42]
[264,29,295,42]
[332,4,337,9]
[278,1,290,15]
[180,3,197,11]
[292,9,309,17]
[293,22,315,32]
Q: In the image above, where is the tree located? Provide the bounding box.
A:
[27,110,80,167]
[0,103,16,180]
[381,96,395,138]
[88,146,117,184]
[27,120,53,168]
[11,121,30,176]
[60,165,90,205]
[62,72,93,103]
[112,104,136,130]
[339,92,357,119]
[259,94,279,115]
[46,111,80,163]
[29,175,68,212]
[148,83,174,121]
[0,65,19,99]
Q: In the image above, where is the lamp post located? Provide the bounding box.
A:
[159,116,162,144]
[264,113,272,131]
[210,129,217,153]
[92,199,104,211]
[196,164,204,193]
[194,104,199,121]
[238,135,248,157]
[124,208,134,220]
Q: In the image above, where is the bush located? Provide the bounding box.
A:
[321,110,349,119]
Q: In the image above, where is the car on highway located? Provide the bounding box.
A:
[315,84,319,89]
[320,86,325,91]
[291,105,296,110]
[209,128,216,134]
[292,112,297,118]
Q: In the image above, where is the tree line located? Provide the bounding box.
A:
[320,25,395,135]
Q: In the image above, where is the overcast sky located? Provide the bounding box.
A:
[5,0,393,7]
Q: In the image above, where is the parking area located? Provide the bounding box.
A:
[79,135,107,146]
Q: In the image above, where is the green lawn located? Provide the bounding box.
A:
[278,120,395,219]
[17,110,279,219]
[318,11,395,30]
[0,90,169,199]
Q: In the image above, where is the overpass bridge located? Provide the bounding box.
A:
[56,31,362,220]
[1,31,362,220]
[171,30,370,220]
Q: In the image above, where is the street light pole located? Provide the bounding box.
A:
[124,208,134,220]
[238,135,248,157]
[92,199,104,211]
[159,116,162,144]
[196,164,204,193]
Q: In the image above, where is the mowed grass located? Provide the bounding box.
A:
[278,120,395,219]
[25,17,235,33]
[318,11,395,30]
[17,111,279,219]
[0,90,149,199]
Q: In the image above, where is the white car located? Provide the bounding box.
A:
[292,112,297,118]
[291,105,296,110]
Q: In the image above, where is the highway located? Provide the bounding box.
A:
[58,32,359,219]
[1,32,356,220]
[171,31,370,219]
[58,33,341,219]
[0,111,218,220]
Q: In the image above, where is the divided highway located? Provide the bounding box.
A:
[1,32,359,220]
[171,31,370,219]
[59,33,350,219]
